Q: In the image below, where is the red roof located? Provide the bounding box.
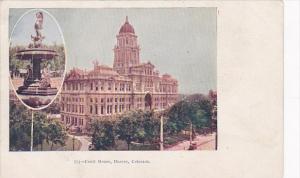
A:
[119,16,135,34]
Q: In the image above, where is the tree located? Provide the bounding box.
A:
[91,119,115,150]
[45,119,67,150]
[143,111,160,144]
[166,96,213,135]
[43,102,60,114]
[165,100,190,134]
[9,103,31,151]
[33,112,48,151]
[116,112,140,150]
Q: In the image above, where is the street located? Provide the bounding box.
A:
[165,133,216,151]
[74,135,91,151]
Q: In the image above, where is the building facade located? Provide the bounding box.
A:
[60,17,178,133]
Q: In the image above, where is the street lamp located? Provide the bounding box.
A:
[160,116,164,151]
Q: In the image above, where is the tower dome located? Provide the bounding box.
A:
[119,16,135,34]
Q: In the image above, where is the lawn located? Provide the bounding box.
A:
[33,136,82,151]
[164,133,190,148]
[111,140,159,151]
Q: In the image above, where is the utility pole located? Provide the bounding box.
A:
[31,111,34,151]
[189,122,193,145]
[160,116,164,151]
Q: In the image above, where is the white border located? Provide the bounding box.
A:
[284,1,300,178]
[9,8,68,111]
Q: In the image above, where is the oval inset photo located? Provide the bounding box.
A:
[9,9,66,109]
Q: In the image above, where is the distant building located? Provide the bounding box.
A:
[60,17,179,133]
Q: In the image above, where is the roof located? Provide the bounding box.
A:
[88,64,119,76]
[119,16,135,34]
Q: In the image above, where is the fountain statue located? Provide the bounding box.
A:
[15,11,59,100]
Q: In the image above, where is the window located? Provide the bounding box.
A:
[90,105,93,114]
[95,82,98,91]
[115,105,118,113]
[95,105,98,114]
[120,83,125,91]
[107,105,110,114]
[90,82,93,90]
[108,82,112,90]
[101,106,104,114]
[74,118,77,126]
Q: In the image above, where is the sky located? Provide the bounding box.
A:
[9,9,63,46]
[10,8,217,94]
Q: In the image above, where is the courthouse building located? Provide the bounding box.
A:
[60,17,178,133]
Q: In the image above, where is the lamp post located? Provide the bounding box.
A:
[189,122,193,146]
[160,116,164,151]
[31,111,34,151]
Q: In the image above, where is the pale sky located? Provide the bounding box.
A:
[10,8,217,94]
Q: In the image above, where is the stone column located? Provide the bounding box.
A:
[32,57,41,80]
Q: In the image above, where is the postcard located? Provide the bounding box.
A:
[0,1,283,178]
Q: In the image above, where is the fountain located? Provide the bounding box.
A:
[14,12,59,107]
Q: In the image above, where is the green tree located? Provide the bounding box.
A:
[116,112,139,150]
[166,97,213,135]
[9,103,31,151]
[143,111,160,144]
[43,102,60,114]
[165,100,190,134]
[91,119,115,150]
[45,119,67,150]
[33,112,48,151]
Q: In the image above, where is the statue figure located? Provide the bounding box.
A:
[23,64,32,86]
[30,11,45,48]
[40,63,51,88]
